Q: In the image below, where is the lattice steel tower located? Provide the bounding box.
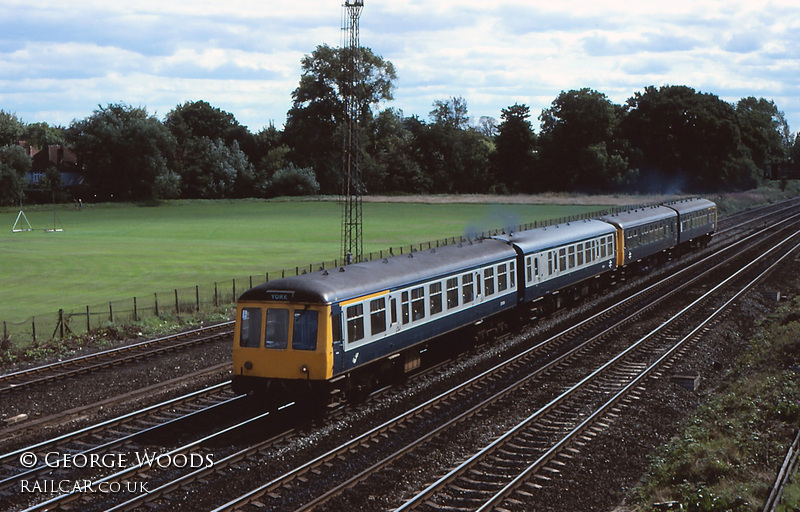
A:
[340,0,364,264]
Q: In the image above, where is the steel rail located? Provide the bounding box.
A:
[395,231,800,511]
[210,212,800,512]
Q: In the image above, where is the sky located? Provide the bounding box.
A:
[1,0,799,135]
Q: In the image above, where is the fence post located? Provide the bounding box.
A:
[58,309,64,339]
[32,316,36,343]
[214,282,219,307]
[232,279,236,303]
[3,321,6,339]
[196,285,200,312]
[109,302,114,324]
[134,297,138,322]
[86,305,91,332]
[175,289,179,315]
[154,293,159,317]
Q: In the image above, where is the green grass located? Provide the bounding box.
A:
[0,199,604,326]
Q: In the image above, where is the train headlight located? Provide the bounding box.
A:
[244,361,253,370]
[300,365,309,374]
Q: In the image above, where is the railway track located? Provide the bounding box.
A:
[0,321,233,394]
[174,206,799,510]
[0,378,241,505]
[3,197,799,511]
[392,232,800,512]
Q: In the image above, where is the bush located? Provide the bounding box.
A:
[268,164,320,197]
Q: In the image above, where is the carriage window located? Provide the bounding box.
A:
[293,310,318,350]
[411,287,425,321]
[497,264,508,292]
[534,257,539,278]
[346,304,364,342]
[484,267,495,296]
[401,291,410,324]
[239,308,262,348]
[577,243,584,266]
[332,313,342,342]
[510,261,515,286]
[462,273,474,304]
[430,283,443,315]
[558,248,566,271]
[526,257,533,282]
[391,298,398,324]
[585,241,592,263]
[548,251,554,274]
[370,298,387,335]
[446,278,459,309]
[265,308,289,349]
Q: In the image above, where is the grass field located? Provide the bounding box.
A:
[0,198,608,326]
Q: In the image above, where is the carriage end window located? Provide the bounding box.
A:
[292,309,318,351]
[265,308,289,349]
[239,308,262,348]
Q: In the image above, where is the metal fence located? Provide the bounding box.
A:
[2,205,636,347]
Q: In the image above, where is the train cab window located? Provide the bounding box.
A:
[370,298,387,336]
[484,267,495,296]
[430,283,443,315]
[411,287,425,321]
[497,264,508,292]
[265,308,289,349]
[401,291,410,324]
[446,278,459,309]
[462,273,474,304]
[292,310,318,351]
[346,304,365,342]
[239,308,262,348]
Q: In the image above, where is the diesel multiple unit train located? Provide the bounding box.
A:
[233,198,717,400]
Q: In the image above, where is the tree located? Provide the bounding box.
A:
[68,103,179,201]
[22,122,66,148]
[623,85,751,192]
[429,96,470,130]
[0,111,24,146]
[362,108,429,193]
[539,88,630,192]
[283,44,397,193]
[491,103,537,193]
[735,97,789,171]
[0,145,31,206]
[176,138,253,199]
[416,98,492,193]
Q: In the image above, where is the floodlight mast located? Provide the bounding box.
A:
[340,0,364,265]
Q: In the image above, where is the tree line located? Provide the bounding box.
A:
[1,43,799,206]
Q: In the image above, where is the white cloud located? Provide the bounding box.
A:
[0,0,798,132]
